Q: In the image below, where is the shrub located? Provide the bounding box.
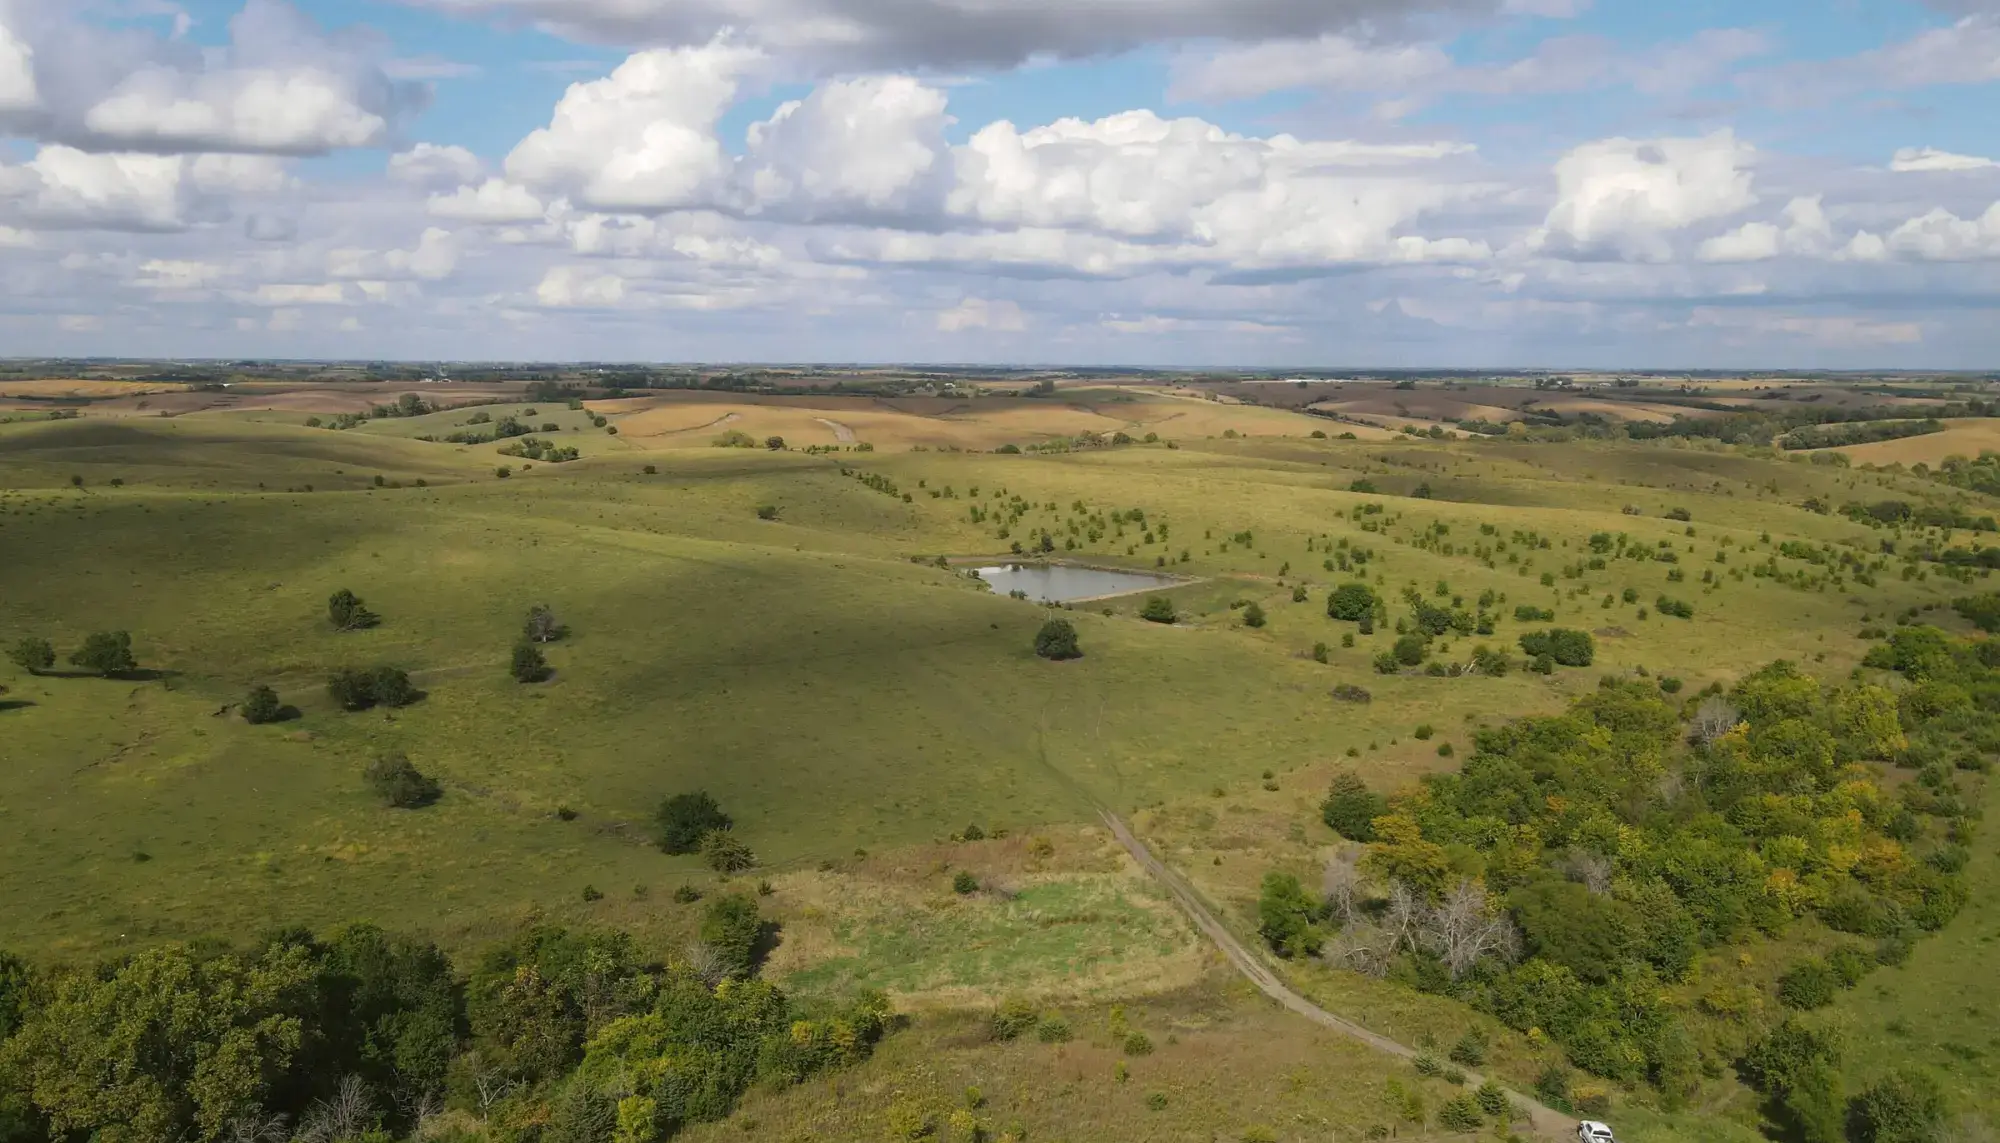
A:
[1241,602,1267,628]
[1518,628,1594,667]
[1312,642,1330,663]
[1534,1066,1571,1110]
[1140,596,1178,624]
[1330,684,1372,703]
[1437,1095,1483,1131]
[364,752,441,808]
[1145,1092,1168,1111]
[241,685,282,725]
[1778,959,1839,1010]
[1474,1081,1509,1117]
[1850,1069,1947,1143]
[672,884,703,904]
[326,668,376,711]
[1034,618,1082,660]
[7,637,54,675]
[1827,944,1874,987]
[1666,507,1692,521]
[1257,872,1324,957]
[524,604,566,643]
[755,504,780,520]
[370,667,418,707]
[1513,605,1555,622]
[510,641,551,683]
[1659,676,1684,694]
[1373,651,1401,674]
[1448,1030,1487,1067]
[700,893,762,977]
[1655,595,1695,619]
[1322,771,1385,841]
[1292,585,1309,603]
[701,829,756,872]
[952,871,979,894]
[1123,1031,1154,1056]
[1392,632,1428,666]
[992,998,1041,1040]
[328,588,380,631]
[1413,724,1435,740]
[656,791,732,854]
[1328,582,1379,621]
[1414,1053,1443,1077]
[69,631,136,677]
[765,436,786,450]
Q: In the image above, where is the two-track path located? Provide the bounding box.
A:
[1100,809,1577,1140]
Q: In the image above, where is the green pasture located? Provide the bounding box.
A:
[0,416,1990,960]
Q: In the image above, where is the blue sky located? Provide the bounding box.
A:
[2,0,1998,366]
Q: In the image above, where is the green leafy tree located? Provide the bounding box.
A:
[1951,593,2000,633]
[524,604,565,643]
[1321,771,1386,842]
[1241,602,1267,628]
[1257,872,1323,958]
[328,589,380,632]
[655,792,731,854]
[241,685,282,725]
[1327,583,1378,621]
[365,753,441,808]
[1778,959,1839,1010]
[326,668,377,711]
[69,632,135,677]
[7,637,54,675]
[1393,632,1429,666]
[700,894,763,978]
[371,667,418,708]
[1139,596,1177,624]
[1035,618,1082,660]
[1517,628,1593,667]
[510,642,551,684]
[1850,1069,1947,1143]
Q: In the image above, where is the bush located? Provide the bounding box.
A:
[756,504,780,520]
[1474,1081,1509,1117]
[1036,1015,1073,1043]
[69,631,136,677]
[701,829,756,872]
[1414,1053,1443,1077]
[1322,770,1385,841]
[1413,724,1435,740]
[1659,676,1684,694]
[1140,596,1178,624]
[241,685,282,725]
[700,893,762,977]
[1145,1091,1168,1111]
[328,588,380,631]
[1827,944,1874,987]
[1258,872,1324,958]
[370,666,418,707]
[1778,959,1839,1010]
[524,604,566,643]
[992,999,1040,1040]
[1330,683,1371,703]
[1850,1069,1947,1143]
[1513,605,1555,622]
[1035,618,1082,660]
[952,870,979,894]
[326,668,376,711]
[765,436,786,450]
[1328,582,1379,621]
[1312,641,1329,663]
[1518,628,1594,667]
[1241,602,1267,628]
[1123,1030,1154,1055]
[1655,595,1695,619]
[1393,632,1429,666]
[510,641,551,683]
[1448,1030,1487,1067]
[656,791,732,854]
[1438,1095,1483,1132]
[365,752,441,808]
[7,637,54,675]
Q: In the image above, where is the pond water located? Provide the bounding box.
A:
[973,563,1182,602]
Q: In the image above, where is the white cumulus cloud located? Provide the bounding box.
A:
[390,143,485,187]
[1533,130,1758,261]
[1890,147,1998,172]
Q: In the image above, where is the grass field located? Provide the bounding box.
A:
[5,395,1999,1139]
[1836,417,2000,466]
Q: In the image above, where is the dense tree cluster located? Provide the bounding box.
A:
[1264,633,1987,1120]
[0,920,887,1143]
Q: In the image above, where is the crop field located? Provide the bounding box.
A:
[3,384,1999,1141]
[1835,417,2000,466]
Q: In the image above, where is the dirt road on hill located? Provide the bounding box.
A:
[1099,810,1575,1140]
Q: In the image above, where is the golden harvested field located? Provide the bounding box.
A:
[1837,417,2000,465]
[0,378,187,399]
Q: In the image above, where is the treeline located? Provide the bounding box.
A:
[1261,630,1990,1136]
[0,912,889,1143]
[1778,419,1946,451]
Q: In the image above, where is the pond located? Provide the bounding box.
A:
[973,563,1183,603]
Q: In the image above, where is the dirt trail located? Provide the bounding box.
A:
[814,417,857,443]
[1100,810,1575,1140]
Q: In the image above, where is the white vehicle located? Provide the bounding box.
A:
[1578,1122,1616,1143]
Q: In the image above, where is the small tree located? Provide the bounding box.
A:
[1327,582,1378,621]
[365,753,441,808]
[69,631,136,677]
[1035,618,1081,660]
[765,436,786,451]
[523,604,564,643]
[328,589,380,631]
[510,641,551,683]
[241,685,283,725]
[1139,596,1177,624]
[952,870,980,894]
[1849,1069,1947,1143]
[701,829,756,872]
[1257,872,1323,958]
[656,791,731,854]
[700,893,763,977]
[1241,602,1267,628]
[327,668,376,711]
[7,637,54,675]
[370,667,418,708]
[1321,770,1385,841]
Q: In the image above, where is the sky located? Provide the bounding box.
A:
[1,0,1998,367]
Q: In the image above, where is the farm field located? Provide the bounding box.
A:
[1835,417,2000,466]
[2,382,1998,1141]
